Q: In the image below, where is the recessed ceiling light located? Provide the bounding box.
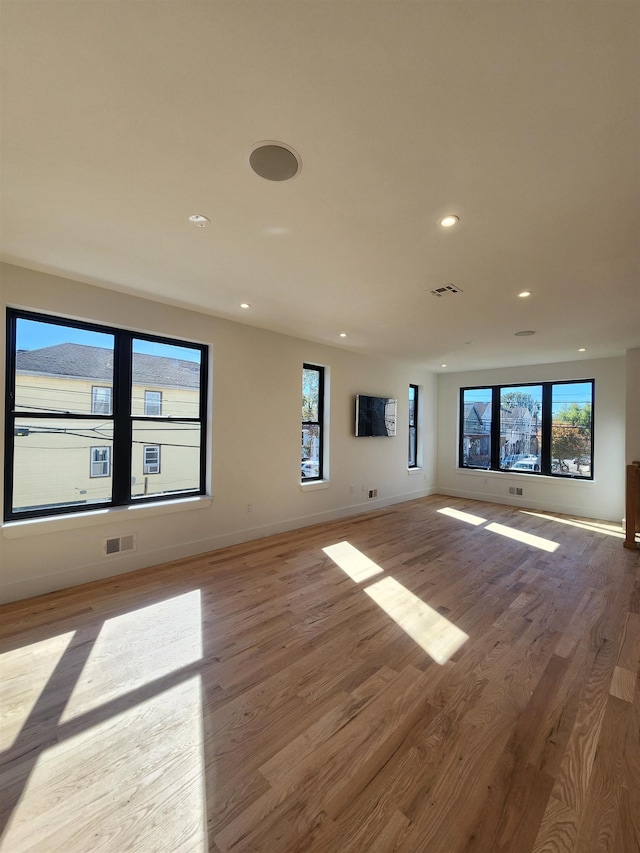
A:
[578,347,586,352]
[250,142,301,181]
[339,332,347,338]
[188,214,210,227]
[240,302,251,309]
[440,215,459,227]
[518,290,532,298]
[514,330,536,336]
[441,363,447,368]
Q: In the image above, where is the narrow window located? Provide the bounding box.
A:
[460,388,492,468]
[408,384,418,467]
[550,380,593,478]
[301,364,324,480]
[92,386,112,415]
[90,446,111,478]
[144,390,162,416]
[499,386,542,471]
[143,444,161,474]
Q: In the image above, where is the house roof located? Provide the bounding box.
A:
[1,2,639,371]
[16,343,200,387]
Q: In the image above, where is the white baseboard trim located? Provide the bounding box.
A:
[437,487,620,523]
[0,488,436,604]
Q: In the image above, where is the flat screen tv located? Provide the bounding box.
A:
[355,395,397,437]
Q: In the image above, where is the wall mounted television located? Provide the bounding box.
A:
[355,395,397,437]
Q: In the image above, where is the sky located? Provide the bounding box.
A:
[16,318,201,363]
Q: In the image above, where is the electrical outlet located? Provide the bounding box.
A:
[246,502,252,512]
[349,484,354,494]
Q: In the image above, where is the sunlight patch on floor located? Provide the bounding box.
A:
[520,510,625,539]
[1,675,207,853]
[438,506,487,526]
[484,522,559,552]
[365,576,469,665]
[61,590,202,722]
[0,631,75,750]
[323,540,384,582]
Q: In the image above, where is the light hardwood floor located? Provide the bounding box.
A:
[1,495,639,852]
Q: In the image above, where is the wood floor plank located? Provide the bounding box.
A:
[1,494,638,851]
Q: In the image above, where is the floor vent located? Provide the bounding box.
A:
[430,283,463,297]
[104,534,136,556]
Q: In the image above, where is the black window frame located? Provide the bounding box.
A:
[458,379,594,479]
[4,308,208,521]
[408,384,419,468]
[301,363,324,482]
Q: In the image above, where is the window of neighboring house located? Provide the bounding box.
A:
[408,384,419,467]
[143,444,161,475]
[90,446,111,478]
[459,380,594,479]
[144,390,162,416]
[301,363,324,480]
[5,308,208,520]
[92,386,112,415]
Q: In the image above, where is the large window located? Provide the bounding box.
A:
[4,309,208,520]
[459,380,594,479]
[408,384,418,467]
[301,364,324,481]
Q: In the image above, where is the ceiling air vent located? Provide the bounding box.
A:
[430,284,463,297]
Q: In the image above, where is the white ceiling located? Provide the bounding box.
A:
[2,1,639,371]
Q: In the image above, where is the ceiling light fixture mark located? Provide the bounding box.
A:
[339,332,347,338]
[518,290,532,298]
[188,214,210,227]
[240,303,251,309]
[514,330,536,336]
[440,215,459,227]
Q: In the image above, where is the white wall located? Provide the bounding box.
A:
[436,357,627,522]
[0,264,436,602]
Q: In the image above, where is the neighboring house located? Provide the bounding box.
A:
[462,401,491,464]
[499,406,539,458]
[13,343,201,512]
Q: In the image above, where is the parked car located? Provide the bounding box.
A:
[501,453,527,469]
[301,460,319,478]
[509,456,540,472]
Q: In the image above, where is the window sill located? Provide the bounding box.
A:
[2,495,213,539]
[407,467,423,475]
[300,480,330,492]
[457,468,594,485]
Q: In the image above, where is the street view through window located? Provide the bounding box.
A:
[460,380,593,478]
[5,311,207,520]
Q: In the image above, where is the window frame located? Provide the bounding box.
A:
[143,444,161,475]
[90,446,111,478]
[408,384,419,468]
[458,379,594,479]
[4,308,208,521]
[301,363,324,482]
[144,390,162,417]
